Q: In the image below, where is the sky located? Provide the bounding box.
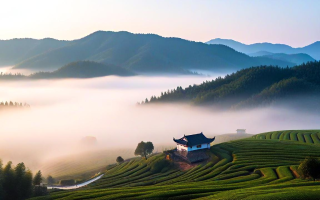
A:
[0,0,319,47]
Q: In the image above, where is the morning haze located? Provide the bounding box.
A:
[0,1,319,199]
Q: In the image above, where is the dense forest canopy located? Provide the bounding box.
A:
[142,61,320,110]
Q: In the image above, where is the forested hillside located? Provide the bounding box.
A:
[4,31,294,73]
[256,53,315,65]
[143,61,320,109]
[0,38,68,66]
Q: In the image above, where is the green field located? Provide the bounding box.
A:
[30,130,320,200]
[40,148,135,181]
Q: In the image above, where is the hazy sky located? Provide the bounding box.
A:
[0,0,319,47]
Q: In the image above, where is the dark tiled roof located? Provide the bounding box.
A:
[173,132,215,146]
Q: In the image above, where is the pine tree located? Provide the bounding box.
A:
[33,170,42,186]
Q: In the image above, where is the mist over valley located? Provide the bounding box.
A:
[0,1,320,198]
[0,73,319,178]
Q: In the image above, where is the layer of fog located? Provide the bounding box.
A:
[0,75,319,174]
[0,66,35,75]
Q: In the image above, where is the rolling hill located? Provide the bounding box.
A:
[256,53,315,65]
[30,130,320,199]
[207,38,320,60]
[248,51,274,57]
[0,38,68,66]
[143,61,320,110]
[0,31,294,74]
[29,61,135,78]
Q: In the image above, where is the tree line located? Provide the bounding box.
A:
[140,61,320,108]
[0,101,30,109]
[0,160,46,200]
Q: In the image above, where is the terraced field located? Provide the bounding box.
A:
[253,130,320,144]
[30,130,320,200]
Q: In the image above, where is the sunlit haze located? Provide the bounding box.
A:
[1,1,320,198]
[0,0,319,46]
[1,75,319,174]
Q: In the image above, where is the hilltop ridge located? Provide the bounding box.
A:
[207,38,320,60]
[0,31,297,74]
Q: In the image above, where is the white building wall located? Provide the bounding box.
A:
[177,144,188,151]
[237,129,246,134]
[188,143,210,151]
[177,143,210,151]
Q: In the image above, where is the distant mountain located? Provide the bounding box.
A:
[253,56,296,67]
[143,61,320,110]
[257,53,315,65]
[0,38,68,66]
[29,61,134,78]
[249,51,274,57]
[207,39,320,60]
[4,31,292,73]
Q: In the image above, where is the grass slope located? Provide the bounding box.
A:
[29,130,320,200]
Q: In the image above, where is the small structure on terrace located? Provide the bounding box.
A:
[236,129,246,134]
[172,132,215,163]
[173,132,215,152]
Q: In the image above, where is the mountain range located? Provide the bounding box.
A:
[206,38,320,60]
[0,31,301,74]
[143,61,320,110]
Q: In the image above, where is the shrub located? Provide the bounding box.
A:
[298,157,320,181]
[116,156,124,164]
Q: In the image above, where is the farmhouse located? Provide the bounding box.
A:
[173,132,215,152]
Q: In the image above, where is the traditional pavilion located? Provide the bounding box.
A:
[173,132,215,152]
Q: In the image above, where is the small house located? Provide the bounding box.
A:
[236,129,246,134]
[173,132,215,152]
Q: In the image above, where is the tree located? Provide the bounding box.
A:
[0,160,3,200]
[0,161,35,199]
[298,157,320,181]
[116,156,124,164]
[33,170,42,186]
[15,162,32,199]
[134,141,154,159]
[3,161,15,200]
[47,175,55,185]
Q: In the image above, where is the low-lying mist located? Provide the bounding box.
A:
[0,75,319,176]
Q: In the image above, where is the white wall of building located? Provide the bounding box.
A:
[237,129,246,134]
[177,143,210,151]
[177,144,188,151]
